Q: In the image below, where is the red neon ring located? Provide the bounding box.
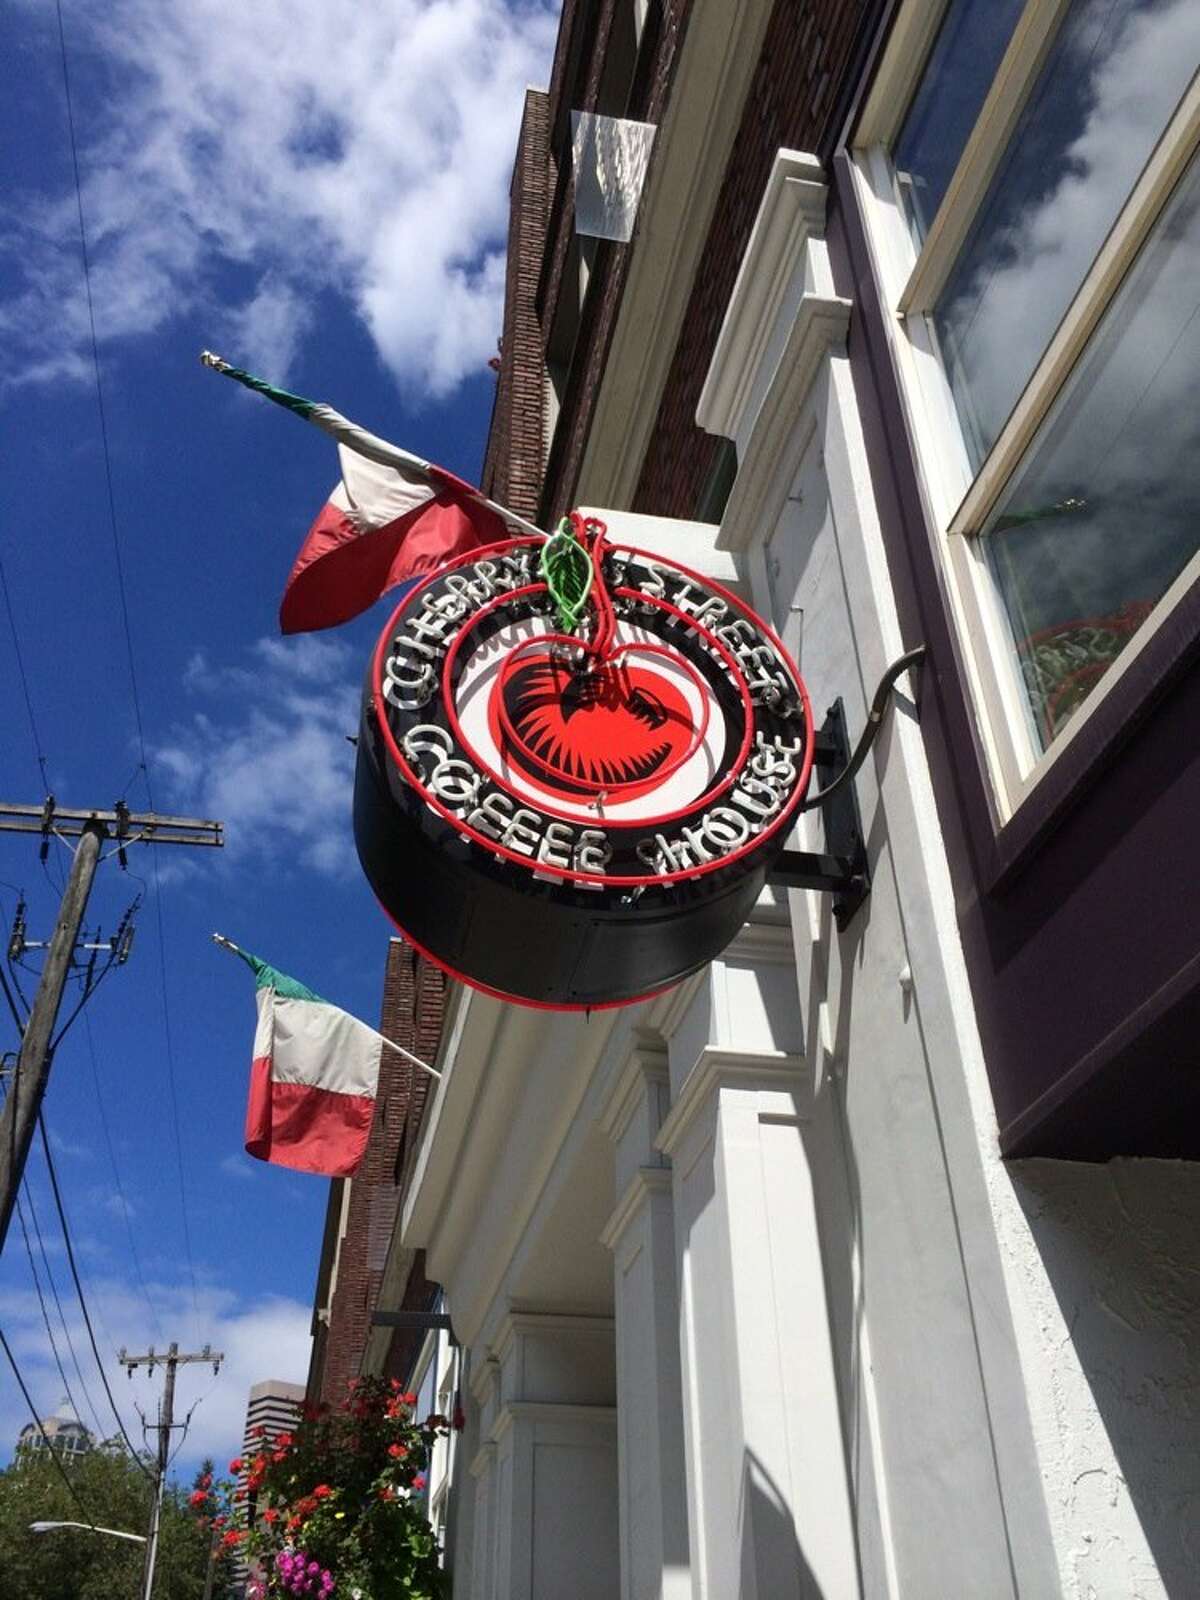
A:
[371,548,814,888]
[436,582,754,830]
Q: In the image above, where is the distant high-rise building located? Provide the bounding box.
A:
[231,1379,305,1591]
[15,1395,95,1462]
[241,1378,305,1459]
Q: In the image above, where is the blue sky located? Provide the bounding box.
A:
[0,0,556,1481]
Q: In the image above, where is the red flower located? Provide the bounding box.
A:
[413,1473,427,1491]
[272,1449,288,1463]
[262,1509,279,1525]
[401,1391,417,1406]
[213,1516,227,1531]
[189,1490,208,1507]
[313,1484,332,1500]
[221,1530,244,1549]
[228,1457,244,1474]
[275,1432,294,1448]
[198,1473,213,1489]
[378,1486,396,1502]
[388,1443,408,1460]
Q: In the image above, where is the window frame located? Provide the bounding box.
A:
[852,0,1200,818]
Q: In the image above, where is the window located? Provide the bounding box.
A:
[855,0,1200,811]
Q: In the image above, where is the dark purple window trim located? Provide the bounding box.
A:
[987,576,1200,890]
[828,151,1200,1161]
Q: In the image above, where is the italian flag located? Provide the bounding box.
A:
[200,352,544,635]
[237,949,381,1178]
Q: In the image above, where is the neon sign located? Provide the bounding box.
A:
[354,523,814,1008]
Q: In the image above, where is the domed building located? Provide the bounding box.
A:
[15,1396,95,1462]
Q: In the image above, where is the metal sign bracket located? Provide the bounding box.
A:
[768,646,925,930]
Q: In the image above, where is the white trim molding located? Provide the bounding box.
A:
[656,1045,808,1161]
[696,149,828,441]
[600,1165,674,1254]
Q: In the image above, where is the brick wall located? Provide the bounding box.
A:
[633,0,874,516]
[481,0,882,518]
[538,0,694,525]
[315,941,446,1406]
[481,88,551,521]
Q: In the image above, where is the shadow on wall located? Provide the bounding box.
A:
[740,1447,827,1600]
[1010,1159,1200,1596]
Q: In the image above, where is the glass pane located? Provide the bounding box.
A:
[980,149,1200,752]
[934,0,1200,468]
[892,0,1026,250]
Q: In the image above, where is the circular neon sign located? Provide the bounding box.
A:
[354,529,813,1008]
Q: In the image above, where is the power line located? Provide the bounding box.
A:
[0,553,50,791]
[52,0,148,765]
[53,0,203,1341]
[37,1114,154,1480]
[81,1011,165,1342]
[17,1186,106,1439]
[15,1197,87,1425]
[148,862,202,1338]
[0,1322,98,1524]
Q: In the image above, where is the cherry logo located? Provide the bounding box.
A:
[495,651,698,800]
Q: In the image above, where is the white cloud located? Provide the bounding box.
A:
[0,1273,312,1476]
[155,633,360,878]
[2,0,558,395]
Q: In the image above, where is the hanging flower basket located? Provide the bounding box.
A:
[212,1375,457,1600]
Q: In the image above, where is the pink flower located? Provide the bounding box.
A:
[412,1472,427,1491]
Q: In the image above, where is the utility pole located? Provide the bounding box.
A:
[0,798,221,1257]
[120,1341,224,1600]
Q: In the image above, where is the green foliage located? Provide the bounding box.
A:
[540,521,593,634]
[229,1376,452,1600]
[0,1447,215,1600]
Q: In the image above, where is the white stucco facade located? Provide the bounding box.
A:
[396,153,1200,1599]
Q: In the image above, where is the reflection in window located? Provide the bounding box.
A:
[933,0,1200,468]
[980,149,1200,750]
[892,0,1024,250]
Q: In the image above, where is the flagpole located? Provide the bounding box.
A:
[198,351,547,542]
[211,934,442,1081]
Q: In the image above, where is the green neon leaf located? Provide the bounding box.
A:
[540,523,593,632]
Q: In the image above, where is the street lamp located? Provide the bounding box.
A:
[29,1520,147,1544]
